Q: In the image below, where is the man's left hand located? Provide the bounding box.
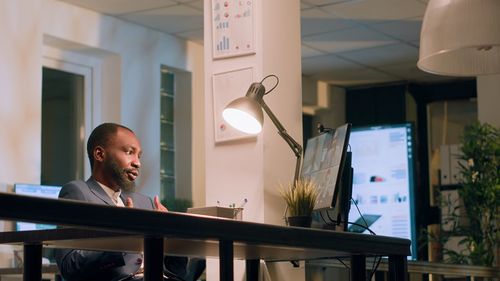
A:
[154,195,168,212]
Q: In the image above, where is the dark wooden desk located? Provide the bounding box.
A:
[308,258,500,279]
[0,192,410,281]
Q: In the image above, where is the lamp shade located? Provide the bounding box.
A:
[417,0,500,76]
[222,96,264,134]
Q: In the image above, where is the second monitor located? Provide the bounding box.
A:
[301,123,352,230]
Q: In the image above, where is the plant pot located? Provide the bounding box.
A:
[287,216,312,227]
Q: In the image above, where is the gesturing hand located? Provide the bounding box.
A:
[154,195,168,212]
[125,197,134,208]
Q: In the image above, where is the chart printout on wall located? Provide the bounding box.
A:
[212,67,255,143]
[212,0,255,59]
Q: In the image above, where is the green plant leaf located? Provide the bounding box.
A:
[279,179,319,217]
[446,122,500,266]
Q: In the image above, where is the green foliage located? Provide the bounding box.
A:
[443,122,500,266]
[279,179,319,217]
[161,197,193,213]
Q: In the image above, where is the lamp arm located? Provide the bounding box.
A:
[260,100,303,223]
[260,100,303,185]
[278,130,303,183]
[257,96,305,225]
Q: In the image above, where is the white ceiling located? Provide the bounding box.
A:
[58,0,463,87]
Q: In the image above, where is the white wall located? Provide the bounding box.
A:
[0,0,204,204]
[261,0,303,226]
[313,84,346,129]
[302,76,319,106]
[477,74,500,127]
[0,0,44,186]
[203,0,302,279]
[203,0,302,223]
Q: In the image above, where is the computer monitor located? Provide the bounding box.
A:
[301,123,352,230]
[347,123,416,259]
[13,183,62,231]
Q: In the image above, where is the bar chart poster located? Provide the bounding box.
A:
[212,0,255,59]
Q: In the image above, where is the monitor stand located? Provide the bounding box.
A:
[338,151,353,231]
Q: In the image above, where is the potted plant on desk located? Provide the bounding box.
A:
[280,179,319,227]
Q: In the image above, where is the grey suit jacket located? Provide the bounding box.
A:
[55,177,155,281]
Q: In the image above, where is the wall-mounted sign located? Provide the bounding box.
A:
[212,0,255,59]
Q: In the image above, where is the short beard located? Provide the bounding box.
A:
[105,159,136,192]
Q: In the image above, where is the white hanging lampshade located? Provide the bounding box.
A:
[417,0,500,76]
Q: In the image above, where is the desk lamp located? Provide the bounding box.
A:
[222,74,303,190]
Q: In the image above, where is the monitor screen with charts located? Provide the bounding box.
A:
[347,123,416,259]
[14,183,62,231]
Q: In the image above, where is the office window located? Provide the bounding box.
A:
[160,68,176,199]
[159,66,193,205]
[42,67,85,185]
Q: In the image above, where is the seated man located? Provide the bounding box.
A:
[55,123,204,281]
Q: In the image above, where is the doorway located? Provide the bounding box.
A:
[41,67,85,185]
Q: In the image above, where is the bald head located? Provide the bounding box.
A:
[87,123,134,170]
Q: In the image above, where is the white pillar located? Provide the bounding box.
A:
[203,0,303,280]
[0,0,44,185]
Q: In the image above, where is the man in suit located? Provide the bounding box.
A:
[55,123,201,281]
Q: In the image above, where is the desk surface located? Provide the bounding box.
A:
[0,228,370,261]
[0,192,411,261]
